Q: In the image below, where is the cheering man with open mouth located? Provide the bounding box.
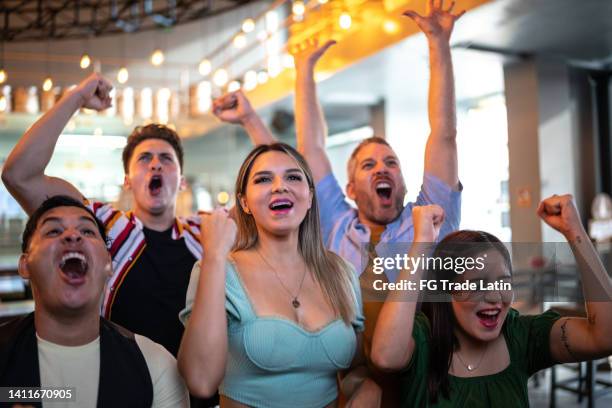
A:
[2,73,215,406]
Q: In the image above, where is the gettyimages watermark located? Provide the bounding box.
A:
[358,242,612,303]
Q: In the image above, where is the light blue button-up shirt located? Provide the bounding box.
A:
[315,172,462,283]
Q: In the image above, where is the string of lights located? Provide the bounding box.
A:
[0,0,372,124]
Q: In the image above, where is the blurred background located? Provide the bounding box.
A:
[0,1,610,405]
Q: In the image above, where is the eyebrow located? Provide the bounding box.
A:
[40,216,98,228]
[252,168,303,177]
[359,155,397,164]
[138,151,175,159]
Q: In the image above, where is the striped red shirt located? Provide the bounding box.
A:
[86,201,202,318]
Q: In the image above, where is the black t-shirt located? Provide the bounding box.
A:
[109,226,219,408]
[109,226,195,357]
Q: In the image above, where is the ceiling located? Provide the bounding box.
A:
[260,0,612,142]
[0,0,258,41]
[0,0,609,144]
[454,0,612,68]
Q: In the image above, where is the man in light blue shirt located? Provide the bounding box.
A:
[292,6,464,283]
[316,165,461,282]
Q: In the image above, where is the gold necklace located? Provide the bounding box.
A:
[256,248,307,309]
[454,341,490,372]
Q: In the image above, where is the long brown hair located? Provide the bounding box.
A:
[233,143,356,324]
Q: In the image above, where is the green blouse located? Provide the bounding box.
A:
[400,308,561,407]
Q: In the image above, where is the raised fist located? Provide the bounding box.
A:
[537,194,584,238]
[73,73,113,111]
[212,90,255,125]
[412,204,445,243]
[200,208,237,257]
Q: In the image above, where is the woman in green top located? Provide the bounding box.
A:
[371,195,612,407]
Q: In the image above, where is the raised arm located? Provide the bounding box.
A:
[1,73,112,214]
[212,90,276,145]
[404,0,464,189]
[371,205,445,371]
[538,195,612,362]
[293,39,335,183]
[177,208,236,398]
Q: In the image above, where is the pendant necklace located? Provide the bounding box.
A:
[455,341,490,372]
[256,248,307,309]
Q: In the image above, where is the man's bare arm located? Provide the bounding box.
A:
[405,0,464,189]
[212,90,276,146]
[293,39,335,183]
[2,73,113,214]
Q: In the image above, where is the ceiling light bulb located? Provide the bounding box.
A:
[117,67,129,84]
[242,18,255,33]
[228,81,241,92]
[198,59,212,76]
[42,77,53,92]
[0,69,6,84]
[80,54,91,69]
[339,13,352,30]
[293,1,305,16]
[217,191,230,205]
[383,19,399,34]
[233,33,247,49]
[150,49,164,66]
[213,68,229,87]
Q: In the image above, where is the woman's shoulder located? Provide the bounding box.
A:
[502,307,561,374]
[503,308,561,336]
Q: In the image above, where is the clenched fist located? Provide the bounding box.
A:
[200,208,238,258]
[73,73,113,111]
[412,204,445,243]
[212,90,255,125]
[537,194,585,238]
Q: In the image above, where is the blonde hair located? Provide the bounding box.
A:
[233,143,356,324]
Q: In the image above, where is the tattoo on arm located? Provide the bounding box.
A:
[576,235,582,244]
[560,319,579,361]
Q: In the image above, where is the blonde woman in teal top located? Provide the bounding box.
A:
[372,195,612,407]
[178,143,380,408]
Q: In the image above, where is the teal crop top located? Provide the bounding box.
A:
[180,259,365,408]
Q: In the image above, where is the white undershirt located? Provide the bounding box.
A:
[36,333,188,408]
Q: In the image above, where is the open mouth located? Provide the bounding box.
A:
[476,308,501,328]
[59,252,88,283]
[375,181,393,201]
[149,175,163,196]
[269,199,294,213]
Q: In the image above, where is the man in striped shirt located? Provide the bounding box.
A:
[2,73,201,363]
